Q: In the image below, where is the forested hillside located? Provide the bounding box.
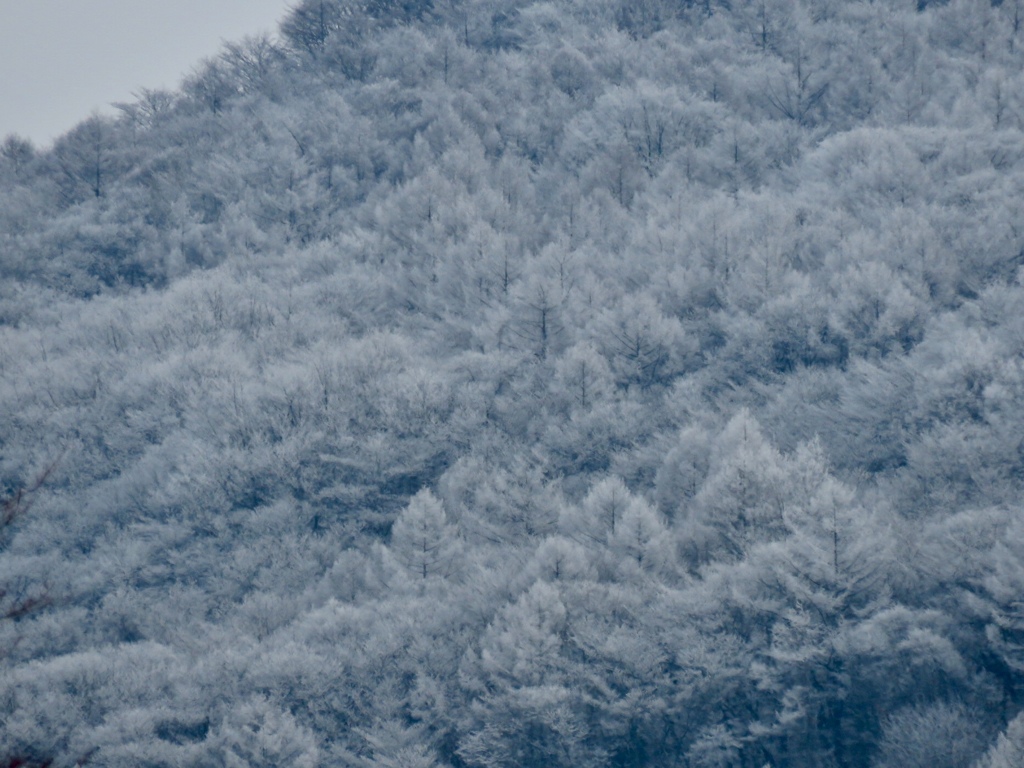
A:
[3,0,1024,765]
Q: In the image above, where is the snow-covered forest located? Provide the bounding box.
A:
[3,0,1024,765]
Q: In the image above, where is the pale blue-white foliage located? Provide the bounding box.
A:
[2,0,1024,765]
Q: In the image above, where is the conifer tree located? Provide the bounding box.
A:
[389,489,461,581]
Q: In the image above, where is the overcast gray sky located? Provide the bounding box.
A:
[0,0,290,146]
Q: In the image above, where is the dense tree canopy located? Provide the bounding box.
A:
[3,0,1024,765]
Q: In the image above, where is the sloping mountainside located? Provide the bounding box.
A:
[4,0,1024,765]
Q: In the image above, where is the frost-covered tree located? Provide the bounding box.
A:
[50,115,124,203]
[974,712,1024,768]
[873,700,991,768]
[0,135,35,180]
[685,411,791,563]
[218,698,321,768]
[608,496,672,579]
[388,489,461,581]
[458,581,604,768]
[562,475,633,546]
